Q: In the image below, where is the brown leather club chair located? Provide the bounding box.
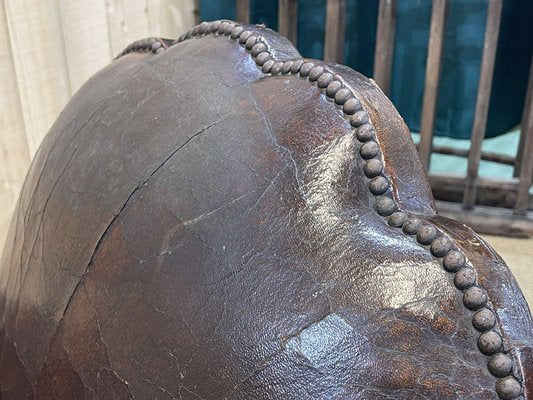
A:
[0,20,531,400]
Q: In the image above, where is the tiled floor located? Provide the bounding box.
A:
[482,234,533,307]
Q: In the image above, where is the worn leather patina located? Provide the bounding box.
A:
[1,21,532,399]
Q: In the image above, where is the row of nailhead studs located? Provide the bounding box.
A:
[404,223,521,399]
[177,23,397,217]
[176,21,398,219]
[116,38,166,59]
[174,20,522,400]
[177,20,239,42]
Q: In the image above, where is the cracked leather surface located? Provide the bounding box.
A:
[0,27,532,399]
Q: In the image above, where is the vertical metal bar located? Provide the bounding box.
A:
[278,0,298,44]
[194,0,201,25]
[515,56,533,215]
[463,0,502,209]
[514,60,533,177]
[236,0,250,24]
[419,0,448,170]
[324,0,346,63]
[373,0,396,96]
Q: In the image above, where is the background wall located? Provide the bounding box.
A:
[0,0,196,250]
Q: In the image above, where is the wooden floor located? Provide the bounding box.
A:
[482,234,533,306]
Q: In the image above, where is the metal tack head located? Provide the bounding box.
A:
[245,36,257,50]
[430,236,453,257]
[350,110,369,127]
[317,72,333,88]
[270,61,283,75]
[261,60,275,73]
[255,52,270,66]
[281,61,293,74]
[472,308,496,331]
[224,23,236,35]
[209,21,220,33]
[239,30,252,44]
[364,159,383,178]
[495,376,522,400]
[356,124,376,142]
[290,60,304,74]
[203,23,213,34]
[251,43,267,57]
[463,286,488,310]
[375,196,396,216]
[199,22,209,34]
[478,331,502,355]
[388,211,408,228]
[454,267,476,290]
[231,26,244,39]
[443,250,465,272]
[299,62,315,77]
[308,66,324,81]
[326,81,342,98]
[403,218,422,235]
[488,353,513,378]
[360,141,379,159]
[343,98,361,115]
[334,88,352,105]
[218,21,229,34]
[416,225,437,245]
[368,176,389,195]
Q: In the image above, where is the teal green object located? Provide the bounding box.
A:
[199,0,277,29]
[199,0,532,139]
[392,0,532,139]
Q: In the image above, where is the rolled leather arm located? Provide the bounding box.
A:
[0,20,531,400]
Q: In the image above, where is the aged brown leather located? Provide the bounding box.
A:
[0,21,532,400]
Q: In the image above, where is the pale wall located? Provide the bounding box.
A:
[0,0,196,251]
